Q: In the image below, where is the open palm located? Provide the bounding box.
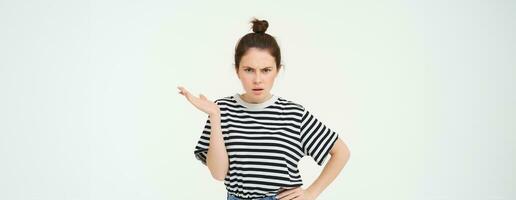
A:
[177,86,219,115]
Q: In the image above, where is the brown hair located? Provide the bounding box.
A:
[234,18,283,71]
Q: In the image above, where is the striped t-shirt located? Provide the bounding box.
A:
[194,93,339,199]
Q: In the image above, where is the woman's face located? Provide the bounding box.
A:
[236,47,278,103]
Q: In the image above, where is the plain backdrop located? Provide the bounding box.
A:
[1,0,515,199]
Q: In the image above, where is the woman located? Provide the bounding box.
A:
[178,18,350,200]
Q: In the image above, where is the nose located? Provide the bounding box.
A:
[253,71,262,84]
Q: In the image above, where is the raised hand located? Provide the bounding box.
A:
[177,86,220,115]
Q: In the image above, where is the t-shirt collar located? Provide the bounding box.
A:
[233,92,279,110]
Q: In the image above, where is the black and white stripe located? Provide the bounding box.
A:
[194,94,339,199]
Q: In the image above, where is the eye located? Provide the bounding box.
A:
[244,68,253,72]
[262,68,271,73]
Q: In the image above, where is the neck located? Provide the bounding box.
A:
[241,93,272,104]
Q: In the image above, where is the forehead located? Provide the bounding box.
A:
[240,47,276,68]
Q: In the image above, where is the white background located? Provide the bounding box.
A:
[1,0,514,199]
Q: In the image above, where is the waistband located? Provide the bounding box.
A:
[227,192,277,200]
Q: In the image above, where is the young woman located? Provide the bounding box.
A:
[178,18,350,200]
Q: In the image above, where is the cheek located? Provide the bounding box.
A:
[266,75,276,82]
[240,76,253,85]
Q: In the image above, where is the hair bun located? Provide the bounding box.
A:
[251,18,268,34]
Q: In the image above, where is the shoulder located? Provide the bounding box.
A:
[213,94,236,105]
[275,96,305,112]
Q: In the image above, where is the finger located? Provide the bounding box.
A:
[177,86,189,94]
[180,88,193,99]
[177,86,185,93]
[199,94,207,101]
[185,92,194,102]
[277,188,297,199]
[179,91,193,103]
[177,86,187,95]
[279,187,303,200]
[282,191,301,200]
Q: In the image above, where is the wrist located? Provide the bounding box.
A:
[209,110,220,119]
[306,186,321,198]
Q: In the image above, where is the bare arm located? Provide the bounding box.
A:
[305,138,350,198]
[206,111,229,181]
[177,86,229,181]
[277,138,350,200]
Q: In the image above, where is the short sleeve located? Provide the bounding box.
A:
[300,108,339,166]
[193,117,211,166]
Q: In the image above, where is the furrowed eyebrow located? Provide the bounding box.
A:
[243,66,272,69]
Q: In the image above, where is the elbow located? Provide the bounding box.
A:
[212,174,226,181]
[210,169,227,181]
[207,162,228,181]
[206,157,229,181]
